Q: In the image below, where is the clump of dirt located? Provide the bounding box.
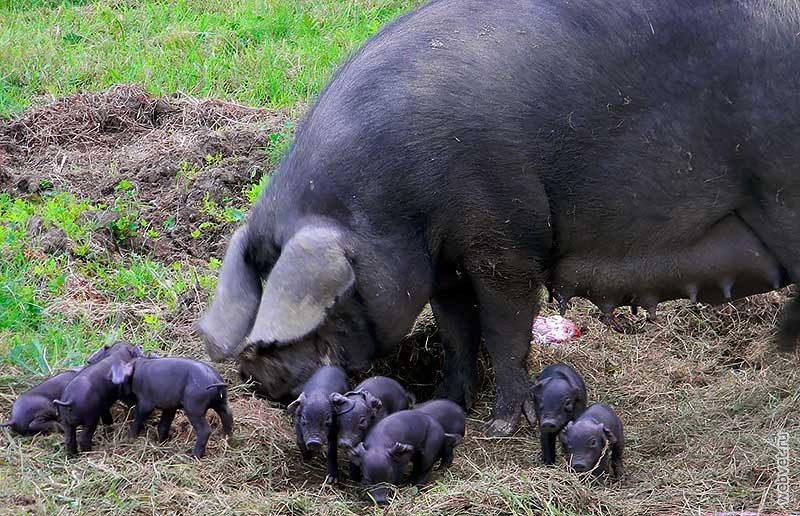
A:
[0,84,290,262]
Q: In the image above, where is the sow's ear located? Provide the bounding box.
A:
[196,227,262,361]
[246,226,355,347]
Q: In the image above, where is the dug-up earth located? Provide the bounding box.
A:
[0,83,290,263]
[1,86,799,515]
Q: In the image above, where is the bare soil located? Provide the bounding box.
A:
[0,84,289,262]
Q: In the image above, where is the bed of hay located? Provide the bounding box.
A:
[1,86,798,516]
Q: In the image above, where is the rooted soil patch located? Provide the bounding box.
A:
[0,84,290,262]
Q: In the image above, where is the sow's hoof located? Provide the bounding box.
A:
[480,418,515,437]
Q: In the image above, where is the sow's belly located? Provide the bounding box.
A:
[548,215,791,318]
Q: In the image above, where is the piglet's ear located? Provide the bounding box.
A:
[364,392,383,414]
[110,361,134,385]
[559,421,573,444]
[602,425,617,446]
[349,442,366,466]
[531,377,551,398]
[330,393,354,414]
[287,392,307,415]
[390,442,414,462]
[86,345,109,365]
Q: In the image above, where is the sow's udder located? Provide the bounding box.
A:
[549,215,790,317]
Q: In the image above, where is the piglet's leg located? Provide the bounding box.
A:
[79,418,99,452]
[611,446,625,479]
[325,426,339,484]
[101,409,113,426]
[410,452,437,487]
[157,409,177,442]
[439,442,455,469]
[540,431,557,465]
[187,412,211,458]
[212,403,234,438]
[64,425,78,456]
[348,462,362,482]
[130,404,153,438]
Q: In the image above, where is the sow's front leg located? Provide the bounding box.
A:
[430,277,481,408]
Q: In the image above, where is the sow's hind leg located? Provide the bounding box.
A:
[739,191,800,352]
[471,272,542,437]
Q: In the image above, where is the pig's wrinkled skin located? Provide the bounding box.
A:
[198,0,800,437]
[111,357,234,458]
[559,403,624,479]
[413,399,466,468]
[54,342,142,456]
[530,363,587,465]
[0,369,81,436]
[350,410,446,505]
[287,366,348,483]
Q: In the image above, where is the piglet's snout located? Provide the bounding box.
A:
[570,460,590,473]
[368,487,390,505]
[305,437,325,452]
[540,419,558,432]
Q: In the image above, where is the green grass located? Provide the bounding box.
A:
[0,192,216,375]
[0,0,422,116]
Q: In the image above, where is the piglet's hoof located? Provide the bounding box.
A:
[324,474,338,485]
[480,418,514,437]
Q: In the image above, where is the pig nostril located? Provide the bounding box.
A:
[306,439,323,449]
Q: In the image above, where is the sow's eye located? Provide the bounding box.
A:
[325,416,332,426]
[359,417,367,429]
[590,438,597,447]
[563,399,573,410]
